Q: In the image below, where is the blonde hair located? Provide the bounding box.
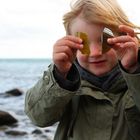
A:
[63,0,140,36]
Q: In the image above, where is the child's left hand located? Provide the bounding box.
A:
[108,25,139,73]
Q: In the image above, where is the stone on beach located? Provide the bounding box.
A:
[5,88,23,96]
[5,130,27,136]
[0,110,18,126]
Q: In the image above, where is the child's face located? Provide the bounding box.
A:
[70,17,118,76]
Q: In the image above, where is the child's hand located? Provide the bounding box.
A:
[108,25,139,72]
[53,35,83,77]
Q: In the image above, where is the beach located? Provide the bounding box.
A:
[0,59,57,140]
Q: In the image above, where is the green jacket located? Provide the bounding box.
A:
[25,63,140,140]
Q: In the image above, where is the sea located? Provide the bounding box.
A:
[0,58,57,140]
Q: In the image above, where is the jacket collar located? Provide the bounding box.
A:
[75,61,127,94]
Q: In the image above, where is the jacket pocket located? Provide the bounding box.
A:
[125,105,140,140]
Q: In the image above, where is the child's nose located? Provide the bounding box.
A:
[89,44,102,57]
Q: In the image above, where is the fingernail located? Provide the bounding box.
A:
[79,44,83,48]
[107,38,111,43]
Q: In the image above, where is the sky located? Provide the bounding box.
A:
[0,0,140,59]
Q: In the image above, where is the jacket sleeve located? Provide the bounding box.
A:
[24,63,80,127]
[120,64,140,110]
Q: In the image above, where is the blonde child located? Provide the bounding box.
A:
[25,0,140,139]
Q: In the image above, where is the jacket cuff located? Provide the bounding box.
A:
[119,49,140,74]
[119,61,140,74]
[53,64,80,91]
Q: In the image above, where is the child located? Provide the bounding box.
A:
[25,0,140,140]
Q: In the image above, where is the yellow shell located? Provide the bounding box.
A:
[76,32,90,55]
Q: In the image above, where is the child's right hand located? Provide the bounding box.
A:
[53,35,83,77]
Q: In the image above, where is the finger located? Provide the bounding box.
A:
[111,43,121,50]
[53,52,69,62]
[120,42,136,49]
[56,38,83,50]
[112,42,135,52]
[107,35,133,44]
[119,25,135,37]
[54,45,74,60]
[64,35,83,43]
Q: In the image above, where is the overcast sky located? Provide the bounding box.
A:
[0,0,140,59]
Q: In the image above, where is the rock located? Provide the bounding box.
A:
[32,129,42,134]
[5,130,27,136]
[0,111,18,126]
[45,129,51,133]
[5,88,23,96]
[0,125,8,131]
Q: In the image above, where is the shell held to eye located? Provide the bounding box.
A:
[101,27,114,53]
[101,27,128,53]
[76,32,90,55]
